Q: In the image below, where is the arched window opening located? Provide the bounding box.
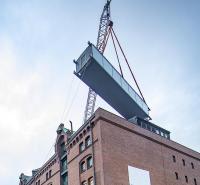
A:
[87,156,93,169]
[79,142,85,153]
[85,136,91,147]
[80,161,86,173]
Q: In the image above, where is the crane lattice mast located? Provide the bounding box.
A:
[83,0,112,123]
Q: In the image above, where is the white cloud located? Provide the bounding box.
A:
[0,35,60,182]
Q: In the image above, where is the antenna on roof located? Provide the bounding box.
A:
[69,120,73,133]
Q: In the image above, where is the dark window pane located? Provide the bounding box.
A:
[185,176,188,183]
[191,162,194,169]
[194,178,197,185]
[80,161,86,172]
[182,159,185,166]
[85,136,91,147]
[173,155,176,162]
[175,172,178,180]
[79,142,85,152]
[87,156,93,169]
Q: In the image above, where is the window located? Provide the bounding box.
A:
[62,173,68,185]
[137,121,142,127]
[73,140,76,145]
[46,172,48,180]
[38,180,40,185]
[79,133,83,139]
[175,172,178,180]
[142,122,147,129]
[182,159,186,166]
[155,129,159,135]
[87,126,90,131]
[191,162,194,169]
[49,170,52,177]
[82,181,87,185]
[61,158,67,172]
[81,54,86,66]
[88,177,94,185]
[79,142,85,152]
[36,182,37,185]
[147,124,151,130]
[194,178,197,185]
[87,156,93,169]
[185,176,188,183]
[80,161,86,172]
[60,143,66,156]
[173,155,176,163]
[83,130,86,135]
[85,136,91,147]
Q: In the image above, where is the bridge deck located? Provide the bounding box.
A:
[74,43,150,120]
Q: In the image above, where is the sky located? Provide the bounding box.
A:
[0,0,200,184]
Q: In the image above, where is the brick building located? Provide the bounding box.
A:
[19,108,200,185]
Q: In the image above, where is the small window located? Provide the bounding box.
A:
[38,180,40,185]
[191,162,194,169]
[173,155,176,163]
[83,129,87,135]
[85,136,91,147]
[147,124,151,130]
[175,172,178,180]
[46,172,48,180]
[61,158,67,172]
[80,161,86,173]
[73,140,76,145]
[36,182,37,185]
[185,176,188,183]
[194,178,197,185]
[88,177,94,185]
[79,133,83,139]
[137,121,141,127]
[142,122,147,129]
[182,159,186,166]
[82,181,87,185]
[87,126,90,131]
[155,129,159,134]
[79,142,85,152]
[87,156,93,169]
[49,170,52,177]
[60,142,66,156]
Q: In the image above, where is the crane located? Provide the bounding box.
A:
[83,0,113,123]
[82,0,148,123]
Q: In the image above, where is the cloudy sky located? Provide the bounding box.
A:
[0,0,200,184]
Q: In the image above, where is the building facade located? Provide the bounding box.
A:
[20,108,200,185]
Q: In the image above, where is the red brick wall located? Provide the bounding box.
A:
[96,108,200,185]
[67,108,200,185]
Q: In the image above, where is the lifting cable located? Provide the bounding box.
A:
[63,64,88,122]
[110,30,124,78]
[59,74,75,123]
[63,80,81,122]
[111,27,147,105]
